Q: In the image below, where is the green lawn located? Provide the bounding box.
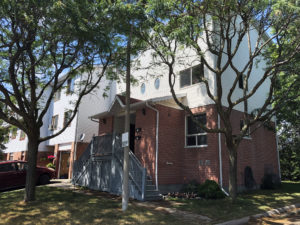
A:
[0,181,299,225]
[0,187,184,225]
[165,181,300,223]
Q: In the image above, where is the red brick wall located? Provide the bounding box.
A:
[154,103,278,189]
[37,151,54,167]
[75,142,89,160]
[183,105,220,184]
[221,109,278,189]
[95,103,278,190]
[98,116,114,135]
[134,107,157,182]
[156,105,185,185]
[5,151,54,167]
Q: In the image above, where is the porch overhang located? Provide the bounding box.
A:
[90,93,187,120]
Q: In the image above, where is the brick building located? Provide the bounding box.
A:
[92,95,279,193]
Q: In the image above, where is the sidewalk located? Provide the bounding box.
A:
[217,203,300,225]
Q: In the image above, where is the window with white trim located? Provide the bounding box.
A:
[63,110,72,127]
[50,115,58,130]
[180,64,204,88]
[186,114,207,147]
[66,78,74,94]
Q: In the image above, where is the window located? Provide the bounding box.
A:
[50,115,58,130]
[154,78,160,90]
[140,83,145,94]
[63,110,72,127]
[186,114,207,147]
[66,78,74,94]
[20,130,26,140]
[11,127,17,139]
[180,64,204,88]
[239,74,247,90]
[21,151,25,160]
[9,153,13,161]
[16,162,27,171]
[0,163,14,172]
[53,89,61,101]
[240,120,250,137]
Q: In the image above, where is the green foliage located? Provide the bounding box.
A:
[198,180,226,199]
[279,123,300,181]
[46,163,55,170]
[181,180,201,193]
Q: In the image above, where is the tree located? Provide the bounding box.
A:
[0,121,10,160]
[0,0,120,202]
[137,0,300,199]
[275,55,300,181]
[107,1,149,211]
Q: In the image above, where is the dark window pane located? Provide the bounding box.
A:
[0,164,14,172]
[180,69,191,88]
[197,135,207,145]
[239,75,243,89]
[187,136,196,146]
[192,64,204,84]
[187,114,206,134]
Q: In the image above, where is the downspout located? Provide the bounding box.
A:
[274,117,281,181]
[72,75,82,179]
[146,101,159,190]
[218,114,229,196]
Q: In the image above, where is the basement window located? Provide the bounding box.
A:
[185,114,207,147]
[180,64,204,88]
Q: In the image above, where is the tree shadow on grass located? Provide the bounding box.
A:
[0,186,185,225]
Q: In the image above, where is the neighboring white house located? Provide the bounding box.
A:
[3,67,117,179]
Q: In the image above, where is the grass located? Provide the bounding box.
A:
[0,187,184,225]
[165,181,300,223]
[0,181,299,224]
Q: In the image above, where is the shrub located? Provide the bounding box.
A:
[261,173,281,189]
[197,180,226,199]
[46,162,55,169]
[181,180,201,193]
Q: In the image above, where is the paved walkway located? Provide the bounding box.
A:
[47,179,73,189]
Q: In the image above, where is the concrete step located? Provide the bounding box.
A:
[145,190,160,196]
[144,194,163,201]
[146,179,153,186]
[146,185,156,191]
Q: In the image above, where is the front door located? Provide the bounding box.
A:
[59,151,70,179]
[130,123,135,153]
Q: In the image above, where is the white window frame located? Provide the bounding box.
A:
[180,64,204,88]
[66,78,75,94]
[63,110,72,127]
[51,115,59,130]
[185,114,208,148]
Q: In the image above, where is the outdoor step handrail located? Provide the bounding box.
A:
[72,140,93,183]
[113,134,146,196]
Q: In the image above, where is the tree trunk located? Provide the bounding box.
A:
[24,136,39,202]
[122,24,132,211]
[228,146,238,201]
